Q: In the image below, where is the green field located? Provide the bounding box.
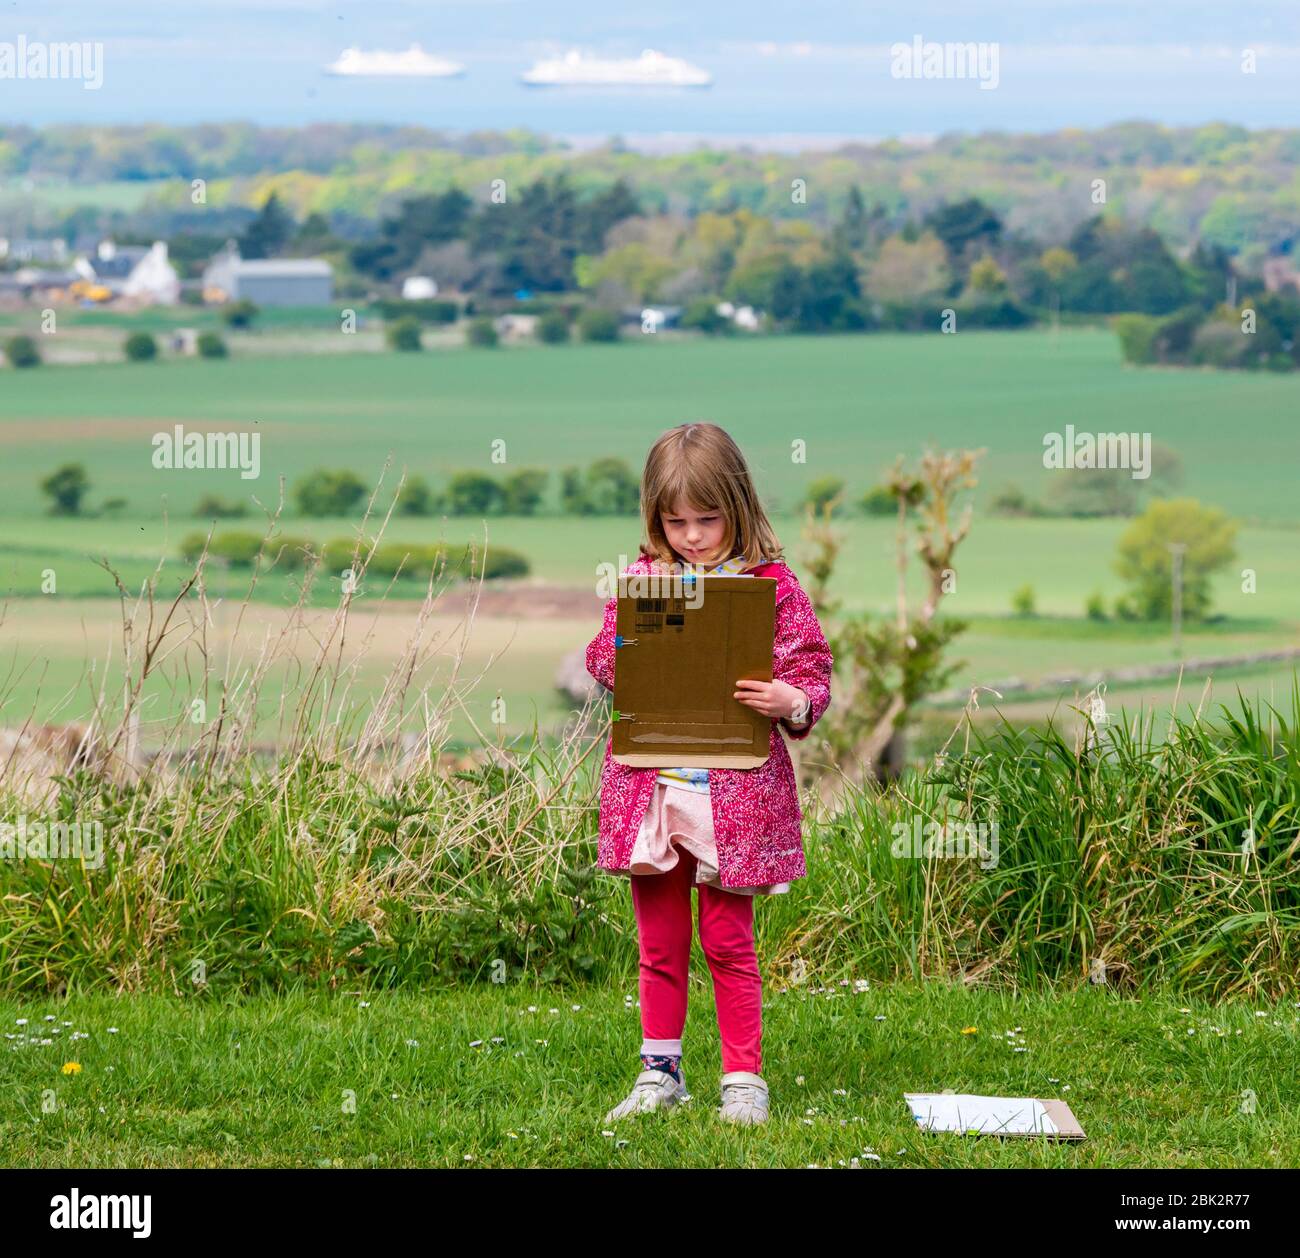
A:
[3,327,1300,521]
[2,328,1297,741]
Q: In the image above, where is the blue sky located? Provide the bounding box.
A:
[5,0,1300,140]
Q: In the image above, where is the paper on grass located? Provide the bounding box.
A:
[906,1093,1059,1136]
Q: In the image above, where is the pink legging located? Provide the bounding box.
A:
[630,847,763,1075]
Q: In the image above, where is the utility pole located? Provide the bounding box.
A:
[1168,542,1187,656]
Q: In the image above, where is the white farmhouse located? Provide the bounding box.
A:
[92,240,180,304]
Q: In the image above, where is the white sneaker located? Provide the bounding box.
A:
[718,1071,769,1124]
[603,1068,689,1123]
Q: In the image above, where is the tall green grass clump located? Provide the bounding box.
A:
[789,686,1300,999]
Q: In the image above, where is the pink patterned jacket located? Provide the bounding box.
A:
[585,554,833,889]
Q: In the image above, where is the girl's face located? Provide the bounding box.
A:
[661,499,728,566]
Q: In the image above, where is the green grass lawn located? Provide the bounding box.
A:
[2,983,1296,1167]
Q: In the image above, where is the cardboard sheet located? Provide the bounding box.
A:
[905,1092,1087,1140]
[611,575,776,768]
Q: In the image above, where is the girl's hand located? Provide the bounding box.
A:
[733,678,808,722]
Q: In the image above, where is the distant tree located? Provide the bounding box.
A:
[4,334,40,367]
[830,185,870,253]
[468,175,638,294]
[290,212,338,254]
[560,466,589,514]
[294,468,367,517]
[966,256,1008,296]
[770,253,867,332]
[123,331,157,361]
[1011,584,1036,617]
[859,484,902,516]
[41,463,90,515]
[350,189,473,281]
[923,198,1003,261]
[726,251,808,313]
[1146,442,1184,493]
[1186,311,1258,369]
[1183,240,1237,310]
[196,331,228,358]
[446,472,504,516]
[239,191,295,259]
[575,240,675,304]
[1056,259,1121,313]
[1254,292,1300,367]
[580,179,641,249]
[1114,498,1238,620]
[989,483,1039,517]
[864,233,950,304]
[802,476,845,515]
[386,317,422,351]
[1151,305,1204,360]
[680,296,729,334]
[396,475,435,516]
[163,232,228,280]
[1054,469,1141,517]
[1039,247,1078,284]
[1113,313,1160,364]
[221,299,259,329]
[466,317,498,347]
[1064,217,1188,314]
[584,458,639,514]
[536,309,570,343]
[577,308,620,342]
[501,468,549,515]
[372,297,458,325]
[1128,256,1190,314]
[194,494,249,518]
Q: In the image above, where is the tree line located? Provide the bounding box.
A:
[195,181,1300,357]
[36,458,642,520]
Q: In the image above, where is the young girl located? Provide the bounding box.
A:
[585,422,833,1126]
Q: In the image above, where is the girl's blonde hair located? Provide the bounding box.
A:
[639,422,784,569]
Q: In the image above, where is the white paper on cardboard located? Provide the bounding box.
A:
[905,1093,1060,1136]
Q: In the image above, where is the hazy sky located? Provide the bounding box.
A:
[5,0,1299,139]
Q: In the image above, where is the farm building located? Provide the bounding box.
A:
[494,312,538,342]
[402,275,438,300]
[3,268,87,302]
[203,243,334,306]
[0,237,69,265]
[91,240,180,304]
[634,304,682,332]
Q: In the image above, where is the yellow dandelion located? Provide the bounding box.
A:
[960,1027,978,1035]
[61,1061,82,1075]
